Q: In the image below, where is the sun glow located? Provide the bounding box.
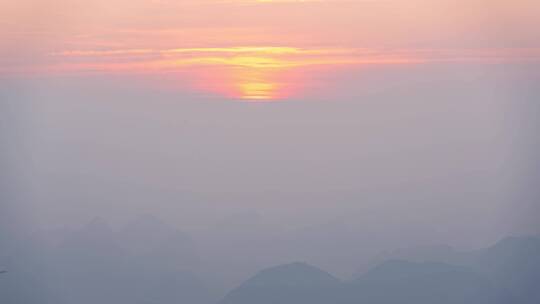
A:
[3,0,540,102]
[16,45,539,101]
[190,61,291,101]
[239,82,276,100]
[49,46,369,101]
[229,66,289,101]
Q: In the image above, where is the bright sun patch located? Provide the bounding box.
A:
[34,46,540,101]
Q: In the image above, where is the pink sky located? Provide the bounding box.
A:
[2,0,540,99]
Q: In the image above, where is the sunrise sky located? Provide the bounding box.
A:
[2,0,540,100]
[2,1,540,281]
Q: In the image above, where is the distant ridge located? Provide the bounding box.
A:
[242,262,341,286]
[220,262,341,304]
[220,236,540,304]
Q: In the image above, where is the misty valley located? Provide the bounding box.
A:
[1,215,539,304]
[2,0,540,303]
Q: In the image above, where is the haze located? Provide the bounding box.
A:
[1,0,539,303]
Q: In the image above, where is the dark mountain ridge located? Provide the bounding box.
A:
[220,235,540,304]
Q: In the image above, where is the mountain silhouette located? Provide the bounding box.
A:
[222,260,510,304]
[470,236,540,304]
[120,214,199,272]
[351,260,510,304]
[220,262,342,304]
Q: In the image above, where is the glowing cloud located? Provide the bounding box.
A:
[42,46,419,100]
[1,46,536,100]
[2,0,540,100]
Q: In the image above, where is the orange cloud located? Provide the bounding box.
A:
[5,46,525,100]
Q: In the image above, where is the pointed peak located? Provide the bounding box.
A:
[482,235,540,257]
[245,262,340,287]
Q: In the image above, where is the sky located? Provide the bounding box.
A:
[2,0,540,99]
[1,0,540,280]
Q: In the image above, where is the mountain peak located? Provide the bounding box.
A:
[489,236,540,252]
[243,262,340,287]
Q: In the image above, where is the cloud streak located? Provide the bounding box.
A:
[35,46,540,73]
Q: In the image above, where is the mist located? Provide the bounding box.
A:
[1,61,539,301]
[2,0,540,302]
